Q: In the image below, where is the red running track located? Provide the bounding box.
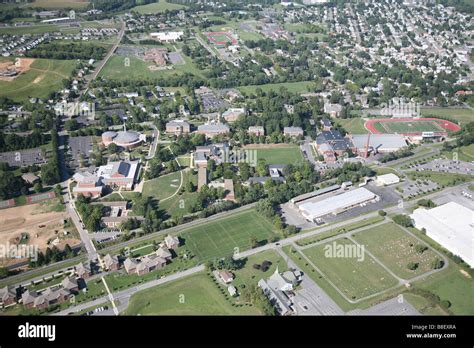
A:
[364,117,461,135]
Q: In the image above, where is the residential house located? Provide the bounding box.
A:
[75,262,92,279]
[164,235,180,250]
[103,253,120,271]
[0,286,16,305]
[217,270,234,284]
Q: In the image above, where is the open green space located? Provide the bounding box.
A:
[0,58,77,102]
[407,171,474,187]
[252,145,303,165]
[182,209,276,262]
[352,222,440,279]
[131,0,186,14]
[157,170,199,218]
[301,238,399,300]
[123,272,260,315]
[377,120,444,133]
[296,215,385,247]
[442,143,474,161]
[238,81,315,94]
[412,263,474,315]
[421,108,474,124]
[99,52,204,81]
[142,171,182,201]
[336,118,368,134]
[23,0,89,9]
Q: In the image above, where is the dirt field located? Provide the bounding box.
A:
[0,58,34,82]
[0,203,80,265]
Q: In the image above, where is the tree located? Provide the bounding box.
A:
[0,267,8,279]
[407,262,418,270]
[378,210,387,216]
[33,182,43,194]
[392,214,413,227]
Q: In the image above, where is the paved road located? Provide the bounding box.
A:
[53,265,205,315]
[276,248,344,316]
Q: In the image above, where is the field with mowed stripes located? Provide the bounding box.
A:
[181,209,276,261]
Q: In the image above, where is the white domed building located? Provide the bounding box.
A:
[101,126,146,150]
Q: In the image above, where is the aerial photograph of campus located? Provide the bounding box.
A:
[0,0,472,333]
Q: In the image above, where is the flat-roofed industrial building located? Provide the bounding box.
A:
[296,187,379,221]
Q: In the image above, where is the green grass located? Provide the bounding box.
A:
[403,293,448,315]
[376,120,444,133]
[407,171,474,187]
[123,272,260,315]
[182,209,277,262]
[100,52,204,81]
[131,0,186,14]
[301,238,399,300]
[296,215,385,247]
[142,171,181,201]
[252,145,303,165]
[0,58,77,102]
[442,143,474,161]
[238,81,315,94]
[23,0,90,9]
[421,107,474,124]
[336,118,368,134]
[412,263,474,315]
[352,223,440,279]
[157,170,199,218]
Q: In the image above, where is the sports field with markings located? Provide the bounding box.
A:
[181,209,276,261]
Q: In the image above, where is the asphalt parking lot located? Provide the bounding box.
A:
[0,148,46,167]
[68,136,93,167]
[411,158,474,175]
[398,178,439,199]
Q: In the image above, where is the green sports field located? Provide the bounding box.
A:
[352,223,440,279]
[301,238,399,300]
[251,145,304,165]
[181,209,276,261]
[99,53,204,80]
[421,107,474,124]
[378,120,444,133]
[0,58,77,102]
[130,0,186,14]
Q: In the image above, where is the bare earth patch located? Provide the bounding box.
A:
[0,58,35,82]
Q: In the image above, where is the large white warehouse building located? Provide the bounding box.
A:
[297,187,379,221]
[410,202,474,268]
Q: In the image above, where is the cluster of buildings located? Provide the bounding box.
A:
[123,235,180,276]
[101,126,146,150]
[315,118,407,162]
[20,277,79,310]
[72,160,140,198]
[258,268,302,315]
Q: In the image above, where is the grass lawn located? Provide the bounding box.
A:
[131,0,186,14]
[231,250,288,289]
[301,238,399,300]
[142,171,182,201]
[336,118,368,134]
[238,81,315,94]
[100,53,204,81]
[22,0,89,9]
[251,145,303,165]
[123,272,260,315]
[352,223,440,279]
[0,58,77,102]
[442,143,474,162]
[296,215,385,247]
[157,170,198,218]
[412,263,474,315]
[182,209,277,262]
[407,171,474,187]
[421,107,474,125]
[403,293,449,315]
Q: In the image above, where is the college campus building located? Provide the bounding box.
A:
[349,134,407,155]
[150,31,183,43]
[165,120,191,135]
[97,161,140,191]
[101,128,146,150]
[21,277,79,310]
[283,126,304,137]
[197,123,230,138]
[375,173,400,186]
[410,202,474,268]
[297,187,379,222]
